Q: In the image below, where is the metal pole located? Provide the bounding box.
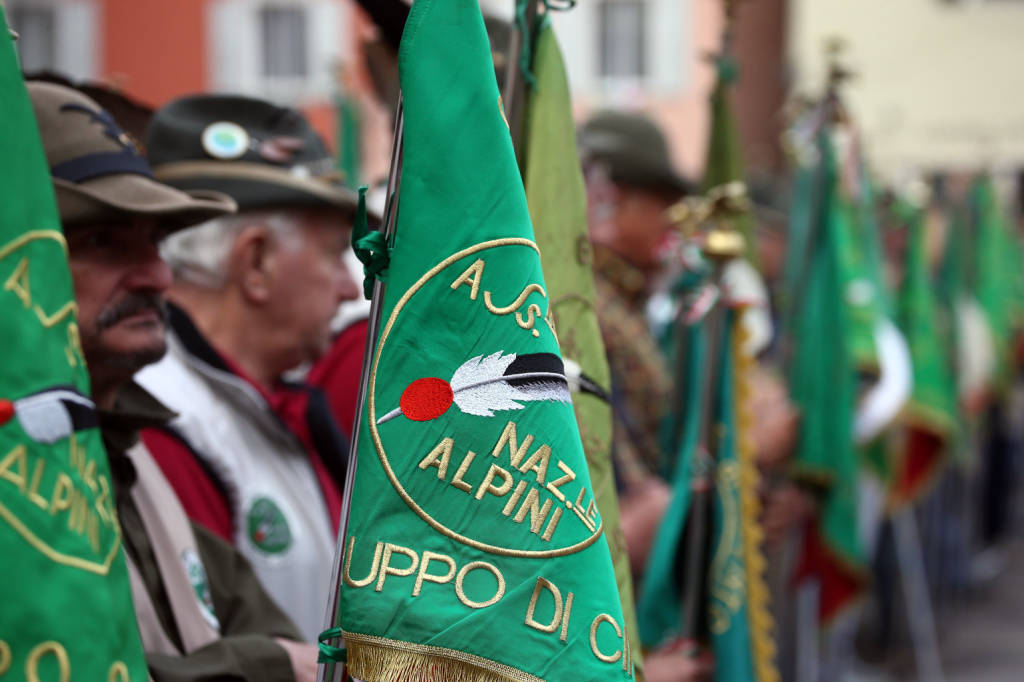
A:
[677,275,724,652]
[317,95,405,682]
[894,508,945,682]
[503,0,539,168]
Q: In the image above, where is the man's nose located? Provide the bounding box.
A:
[336,263,361,303]
[124,243,174,293]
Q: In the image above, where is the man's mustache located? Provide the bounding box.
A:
[96,293,168,330]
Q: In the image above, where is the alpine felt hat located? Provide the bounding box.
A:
[27,81,236,230]
[145,94,359,219]
[578,110,694,199]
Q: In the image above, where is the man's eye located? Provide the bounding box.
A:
[85,231,116,249]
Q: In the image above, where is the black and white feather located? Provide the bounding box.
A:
[11,386,97,444]
[450,351,571,417]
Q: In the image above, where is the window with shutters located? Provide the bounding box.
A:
[7,5,56,72]
[260,5,308,78]
[207,0,347,103]
[4,1,97,80]
[598,0,646,79]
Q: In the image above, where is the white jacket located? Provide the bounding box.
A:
[136,325,339,641]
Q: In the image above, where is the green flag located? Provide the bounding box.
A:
[338,2,631,680]
[969,175,1021,392]
[0,22,148,682]
[890,199,957,508]
[639,44,776,680]
[786,130,866,623]
[708,309,777,682]
[702,55,756,264]
[638,298,778,682]
[522,20,642,677]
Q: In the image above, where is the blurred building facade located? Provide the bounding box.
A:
[20,0,1024,191]
[789,0,1024,182]
[3,0,380,168]
[551,0,788,181]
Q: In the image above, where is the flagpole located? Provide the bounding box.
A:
[676,193,747,654]
[504,0,540,168]
[318,95,405,682]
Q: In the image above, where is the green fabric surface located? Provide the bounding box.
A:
[786,132,864,594]
[706,310,759,682]
[0,23,148,681]
[637,319,705,648]
[897,202,958,434]
[702,58,757,264]
[338,2,631,680]
[522,21,642,676]
[969,176,1022,392]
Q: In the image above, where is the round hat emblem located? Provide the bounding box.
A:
[201,121,250,160]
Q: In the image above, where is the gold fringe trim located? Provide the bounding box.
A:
[733,323,781,682]
[343,631,545,682]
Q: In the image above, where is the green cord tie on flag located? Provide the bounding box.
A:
[515,0,538,89]
[317,627,347,663]
[351,185,390,300]
[715,54,739,85]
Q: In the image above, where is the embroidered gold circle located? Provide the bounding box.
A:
[369,238,604,558]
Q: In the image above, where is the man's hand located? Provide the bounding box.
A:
[619,475,672,574]
[274,638,319,682]
[749,368,799,468]
[761,483,815,547]
[644,643,713,682]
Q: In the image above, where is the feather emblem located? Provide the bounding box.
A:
[377,351,571,425]
[0,386,98,444]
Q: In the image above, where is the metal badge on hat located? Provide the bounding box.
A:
[201,121,251,160]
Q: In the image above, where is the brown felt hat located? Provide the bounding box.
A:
[26,81,236,230]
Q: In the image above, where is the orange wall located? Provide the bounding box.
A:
[101,0,207,108]
[96,0,376,168]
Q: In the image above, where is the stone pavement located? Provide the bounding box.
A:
[940,539,1024,682]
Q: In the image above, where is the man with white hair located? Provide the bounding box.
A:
[134,94,361,641]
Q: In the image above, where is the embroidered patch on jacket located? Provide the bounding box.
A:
[182,548,221,631]
[247,496,293,555]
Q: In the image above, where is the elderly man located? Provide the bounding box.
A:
[134,94,361,641]
[28,80,318,681]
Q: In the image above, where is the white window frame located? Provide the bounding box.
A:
[551,0,687,96]
[207,0,349,105]
[4,0,98,81]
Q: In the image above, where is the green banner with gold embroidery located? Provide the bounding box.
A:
[0,20,148,682]
[522,19,642,677]
[337,1,631,680]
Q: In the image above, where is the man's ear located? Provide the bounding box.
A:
[230,225,274,304]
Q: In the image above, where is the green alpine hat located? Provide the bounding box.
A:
[578,109,694,198]
[146,94,359,219]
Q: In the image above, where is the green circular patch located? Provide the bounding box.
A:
[247,496,292,555]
